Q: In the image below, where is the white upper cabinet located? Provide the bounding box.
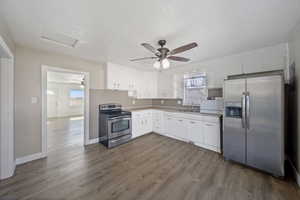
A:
[106,62,121,90]
[157,72,176,98]
[106,62,132,91]
[106,62,179,99]
[138,71,158,99]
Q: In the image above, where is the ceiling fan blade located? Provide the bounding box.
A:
[170,42,198,55]
[168,56,190,62]
[141,43,159,54]
[130,57,157,61]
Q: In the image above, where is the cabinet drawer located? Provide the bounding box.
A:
[202,116,220,123]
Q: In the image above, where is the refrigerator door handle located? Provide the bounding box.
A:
[246,92,250,129]
[241,92,246,128]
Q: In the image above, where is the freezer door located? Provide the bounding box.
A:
[223,79,246,164]
[246,76,284,176]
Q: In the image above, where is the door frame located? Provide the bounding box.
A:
[0,35,15,179]
[41,65,90,157]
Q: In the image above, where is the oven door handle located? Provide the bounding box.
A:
[108,117,131,121]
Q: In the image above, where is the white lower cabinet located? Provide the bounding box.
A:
[132,110,153,138]
[173,118,188,141]
[164,114,174,136]
[132,112,142,138]
[152,110,164,134]
[187,120,204,144]
[203,122,220,151]
[132,109,221,153]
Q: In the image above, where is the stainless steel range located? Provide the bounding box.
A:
[99,104,132,148]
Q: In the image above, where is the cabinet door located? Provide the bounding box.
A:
[174,74,184,99]
[132,113,141,138]
[152,110,163,134]
[106,63,119,89]
[188,120,204,144]
[203,122,220,148]
[157,73,174,98]
[165,116,175,136]
[174,118,187,140]
[144,111,153,133]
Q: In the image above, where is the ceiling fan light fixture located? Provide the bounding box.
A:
[153,60,161,69]
[162,58,170,69]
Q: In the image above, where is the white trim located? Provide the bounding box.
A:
[88,138,99,145]
[0,35,15,180]
[0,35,13,59]
[41,65,90,159]
[288,158,300,187]
[16,152,46,165]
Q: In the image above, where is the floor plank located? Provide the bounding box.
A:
[47,116,84,152]
[0,134,299,200]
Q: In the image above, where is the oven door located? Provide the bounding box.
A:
[107,116,132,139]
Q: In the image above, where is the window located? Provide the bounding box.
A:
[70,89,84,99]
[69,89,84,106]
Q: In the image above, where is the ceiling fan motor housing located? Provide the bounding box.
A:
[158,40,166,47]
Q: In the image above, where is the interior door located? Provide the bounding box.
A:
[246,76,284,176]
[223,79,246,164]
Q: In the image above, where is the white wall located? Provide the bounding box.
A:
[166,43,288,88]
[14,45,105,159]
[47,82,84,118]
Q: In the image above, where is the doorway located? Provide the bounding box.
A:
[0,36,14,179]
[42,66,90,156]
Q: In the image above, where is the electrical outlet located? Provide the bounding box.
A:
[132,100,136,105]
[160,100,164,104]
[177,100,182,105]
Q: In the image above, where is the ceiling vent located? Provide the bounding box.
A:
[41,32,79,48]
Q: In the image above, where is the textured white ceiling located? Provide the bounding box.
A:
[1,0,300,69]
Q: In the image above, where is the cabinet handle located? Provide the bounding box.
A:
[190,121,195,124]
[178,120,183,122]
[205,123,214,126]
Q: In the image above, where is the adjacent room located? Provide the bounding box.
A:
[0,1,300,200]
[46,71,85,151]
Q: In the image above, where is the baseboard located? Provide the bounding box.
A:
[16,152,46,165]
[87,137,99,145]
[288,157,300,187]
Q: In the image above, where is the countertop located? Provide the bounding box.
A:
[124,106,223,117]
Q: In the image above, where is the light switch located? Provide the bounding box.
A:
[177,100,182,105]
[31,97,38,104]
[160,100,164,104]
[132,100,136,105]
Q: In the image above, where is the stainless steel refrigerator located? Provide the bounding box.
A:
[223,72,285,176]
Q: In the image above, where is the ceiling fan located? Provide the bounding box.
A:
[130,40,198,69]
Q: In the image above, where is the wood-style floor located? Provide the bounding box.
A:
[1,134,299,200]
[47,116,84,152]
